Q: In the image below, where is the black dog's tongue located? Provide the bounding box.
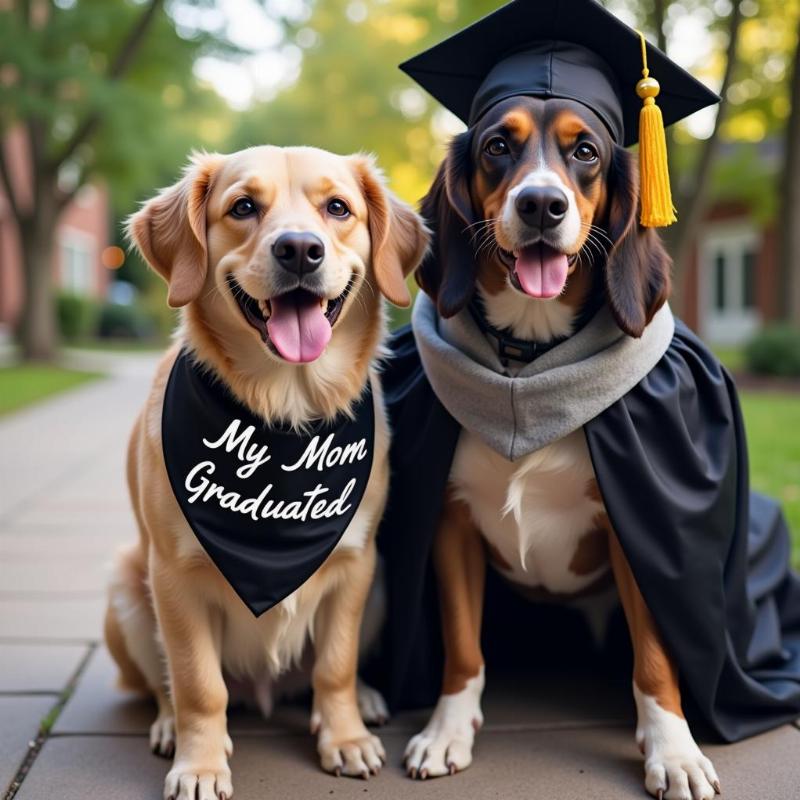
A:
[515,243,569,299]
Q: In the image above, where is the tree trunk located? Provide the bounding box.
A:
[777,16,800,324]
[661,1,743,316]
[18,202,59,362]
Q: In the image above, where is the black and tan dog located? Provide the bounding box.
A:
[403,97,721,800]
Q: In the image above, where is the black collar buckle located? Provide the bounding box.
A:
[497,337,537,363]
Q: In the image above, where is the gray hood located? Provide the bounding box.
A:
[411,291,675,461]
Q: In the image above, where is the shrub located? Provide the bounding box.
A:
[97,302,155,340]
[744,326,800,377]
[56,292,99,341]
[139,285,179,339]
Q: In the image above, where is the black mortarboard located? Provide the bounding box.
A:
[399,0,719,147]
[400,0,720,227]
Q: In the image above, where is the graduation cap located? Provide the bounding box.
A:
[399,0,720,228]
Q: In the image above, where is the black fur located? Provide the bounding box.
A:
[604,146,672,337]
[416,131,479,318]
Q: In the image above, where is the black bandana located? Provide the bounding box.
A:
[162,350,375,616]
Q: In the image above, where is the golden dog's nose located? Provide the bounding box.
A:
[272,232,325,276]
[514,186,568,230]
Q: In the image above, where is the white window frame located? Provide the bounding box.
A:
[699,221,760,346]
[59,226,96,296]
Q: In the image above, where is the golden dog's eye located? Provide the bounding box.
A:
[574,143,599,162]
[484,137,509,157]
[230,197,257,218]
[326,198,350,218]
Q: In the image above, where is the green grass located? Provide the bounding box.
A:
[66,337,165,352]
[713,346,746,374]
[740,392,800,564]
[0,364,101,416]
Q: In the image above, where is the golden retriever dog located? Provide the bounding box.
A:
[104,145,428,800]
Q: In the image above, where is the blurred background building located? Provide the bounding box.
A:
[0,0,798,363]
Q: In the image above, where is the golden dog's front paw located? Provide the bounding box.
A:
[163,762,233,800]
[316,727,386,779]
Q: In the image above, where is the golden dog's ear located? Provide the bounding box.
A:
[417,130,478,318]
[604,146,672,337]
[351,154,430,307]
[127,152,224,308]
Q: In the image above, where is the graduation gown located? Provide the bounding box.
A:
[370,319,800,743]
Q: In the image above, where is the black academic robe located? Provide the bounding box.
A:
[369,318,800,743]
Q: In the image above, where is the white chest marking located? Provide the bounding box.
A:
[449,428,608,594]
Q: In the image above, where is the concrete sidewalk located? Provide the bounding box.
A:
[1,354,798,800]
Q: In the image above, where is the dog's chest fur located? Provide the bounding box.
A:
[450,427,610,594]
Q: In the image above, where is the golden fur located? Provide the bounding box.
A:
[105,146,428,799]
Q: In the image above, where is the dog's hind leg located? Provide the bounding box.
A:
[106,544,176,757]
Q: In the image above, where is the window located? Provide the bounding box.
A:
[59,230,95,295]
[714,253,726,311]
[742,249,757,309]
[701,224,761,346]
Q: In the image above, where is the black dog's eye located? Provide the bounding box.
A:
[484,137,509,157]
[326,198,351,218]
[574,143,599,163]
[230,197,257,218]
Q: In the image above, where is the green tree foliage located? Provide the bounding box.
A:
[0,0,237,359]
[232,0,501,203]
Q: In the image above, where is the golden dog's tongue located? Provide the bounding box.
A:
[514,243,569,299]
[266,290,331,363]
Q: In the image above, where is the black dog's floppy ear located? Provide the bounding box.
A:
[417,130,478,318]
[604,146,672,337]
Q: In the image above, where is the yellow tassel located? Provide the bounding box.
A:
[636,31,676,228]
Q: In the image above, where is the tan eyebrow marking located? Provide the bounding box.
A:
[314,177,336,196]
[552,111,592,145]
[236,176,274,203]
[500,109,536,140]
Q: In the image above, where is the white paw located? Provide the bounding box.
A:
[164,763,233,800]
[404,668,484,779]
[635,687,720,800]
[317,730,386,778]
[357,679,390,726]
[150,711,175,758]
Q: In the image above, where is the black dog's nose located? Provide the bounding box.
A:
[514,186,569,229]
[272,232,325,275]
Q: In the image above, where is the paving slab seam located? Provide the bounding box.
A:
[0,592,106,601]
[0,637,99,647]
[2,643,97,800]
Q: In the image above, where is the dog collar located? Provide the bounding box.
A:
[161,349,375,616]
[467,296,565,366]
[468,292,607,368]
